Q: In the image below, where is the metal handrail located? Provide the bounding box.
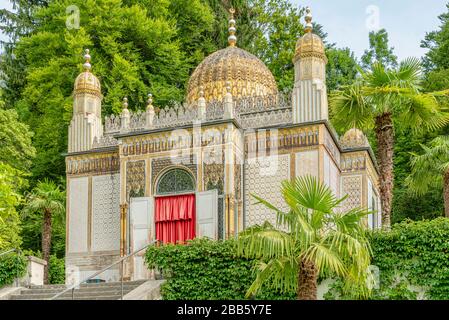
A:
[0,248,21,257]
[0,248,23,287]
[50,240,157,300]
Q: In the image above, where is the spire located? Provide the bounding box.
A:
[305,7,313,33]
[228,8,237,47]
[83,49,92,71]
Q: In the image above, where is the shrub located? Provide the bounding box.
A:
[325,218,449,300]
[145,238,296,300]
[0,253,27,287]
[49,255,65,284]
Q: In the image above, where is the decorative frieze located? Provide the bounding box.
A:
[245,126,319,157]
[92,135,119,149]
[66,153,120,175]
[340,153,367,172]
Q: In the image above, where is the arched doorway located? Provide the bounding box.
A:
[154,168,196,244]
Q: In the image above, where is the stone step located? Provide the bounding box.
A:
[11,289,138,300]
[10,280,150,300]
[23,284,142,295]
[11,294,121,300]
[28,280,146,290]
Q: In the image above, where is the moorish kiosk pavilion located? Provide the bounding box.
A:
[65,8,381,283]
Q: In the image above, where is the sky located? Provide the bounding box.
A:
[294,0,448,61]
[0,0,447,61]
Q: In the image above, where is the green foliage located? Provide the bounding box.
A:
[332,58,449,133]
[361,29,398,69]
[48,254,65,284]
[0,162,25,251]
[406,136,449,195]
[145,238,296,300]
[326,218,449,300]
[326,47,359,92]
[0,252,27,287]
[422,4,449,72]
[0,108,36,171]
[237,176,372,299]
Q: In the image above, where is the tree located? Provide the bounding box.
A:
[406,136,449,217]
[23,180,65,284]
[331,58,449,229]
[0,162,24,251]
[422,3,449,71]
[361,29,398,70]
[326,47,359,93]
[237,176,372,300]
[0,107,36,172]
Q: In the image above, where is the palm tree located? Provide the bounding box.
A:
[330,58,449,229]
[24,180,65,284]
[237,176,372,300]
[406,136,449,217]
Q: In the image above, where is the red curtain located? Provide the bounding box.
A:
[155,194,196,244]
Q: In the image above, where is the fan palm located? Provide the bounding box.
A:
[237,176,372,300]
[23,179,65,284]
[330,57,449,229]
[406,136,449,217]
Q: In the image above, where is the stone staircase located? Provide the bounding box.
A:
[8,280,148,300]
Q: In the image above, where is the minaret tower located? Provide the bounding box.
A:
[292,7,328,123]
[68,49,103,153]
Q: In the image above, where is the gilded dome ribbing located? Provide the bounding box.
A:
[187,9,278,104]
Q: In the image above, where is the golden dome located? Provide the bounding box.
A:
[340,128,369,149]
[187,47,278,103]
[293,8,327,63]
[74,49,101,97]
[187,8,277,104]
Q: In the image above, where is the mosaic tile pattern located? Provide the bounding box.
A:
[244,154,290,227]
[92,174,120,252]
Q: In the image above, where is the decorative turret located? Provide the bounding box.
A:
[120,97,130,131]
[68,49,103,153]
[340,128,370,149]
[292,7,328,124]
[146,94,156,128]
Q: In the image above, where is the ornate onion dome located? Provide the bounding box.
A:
[74,49,101,97]
[187,8,278,104]
[293,7,327,63]
[340,128,370,149]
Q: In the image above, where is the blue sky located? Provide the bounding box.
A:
[0,0,447,61]
[294,0,448,61]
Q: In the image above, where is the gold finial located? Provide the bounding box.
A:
[228,8,237,47]
[83,49,92,71]
[305,7,313,33]
[122,97,128,109]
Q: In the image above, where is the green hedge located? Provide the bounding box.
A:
[145,238,296,300]
[49,255,65,284]
[326,218,449,300]
[0,253,27,287]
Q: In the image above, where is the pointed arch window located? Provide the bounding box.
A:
[156,168,195,195]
